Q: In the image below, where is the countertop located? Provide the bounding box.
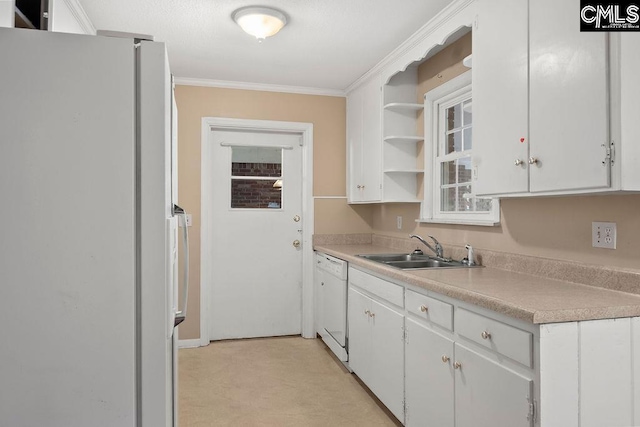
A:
[314,243,640,324]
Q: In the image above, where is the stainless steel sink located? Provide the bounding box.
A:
[357,253,481,270]
[358,253,429,262]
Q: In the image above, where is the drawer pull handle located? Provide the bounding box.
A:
[481,331,492,340]
[441,355,450,363]
[420,305,428,313]
[454,362,462,370]
[364,310,370,315]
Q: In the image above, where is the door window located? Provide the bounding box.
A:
[230,147,283,209]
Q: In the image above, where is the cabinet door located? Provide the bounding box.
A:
[454,344,533,427]
[529,0,609,193]
[370,298,404,422]
[347,287,371,383]
[361,77,382,202]
[347,87,364,202]
[473,0,529,196]
[405,319,454,427]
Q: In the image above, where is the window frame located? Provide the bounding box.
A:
[420,70,500,226]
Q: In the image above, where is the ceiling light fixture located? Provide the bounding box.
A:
[232,6,288,41]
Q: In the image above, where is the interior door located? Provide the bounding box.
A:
[209,129,303,340]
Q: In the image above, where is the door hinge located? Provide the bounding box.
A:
[404,399,408,419]
[602,141,615,166]
[527,398,537,423]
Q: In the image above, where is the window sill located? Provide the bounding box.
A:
[416,218,500,227]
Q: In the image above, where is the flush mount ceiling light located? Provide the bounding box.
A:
[232,6,288,41]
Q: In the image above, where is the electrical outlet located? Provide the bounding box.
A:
[396,216,402,230]
[592,221,616,249]
[185,214,193,227]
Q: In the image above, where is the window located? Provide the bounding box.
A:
[230,146,283,209]
[421,71,499,225]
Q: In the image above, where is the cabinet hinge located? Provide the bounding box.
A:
[602,141,615,166]
[527,398,537,423]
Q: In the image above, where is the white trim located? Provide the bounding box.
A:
[201,117,315,343]
[61,0,96,35]
[314,196,348,199]
[177,338,205,349]
[345,0,475,93]
[175,77,345,98]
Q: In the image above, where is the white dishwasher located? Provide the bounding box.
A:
[316,253,349,365]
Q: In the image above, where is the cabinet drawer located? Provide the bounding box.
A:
[406,290,453,331]
[349,267,403,307]
[455,308,532,367]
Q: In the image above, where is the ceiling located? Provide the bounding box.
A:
[79,0,455,93]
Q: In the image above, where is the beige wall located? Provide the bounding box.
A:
[175,85,367,340]
[371,32,640,271]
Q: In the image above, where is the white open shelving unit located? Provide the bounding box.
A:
[382,67,424,202]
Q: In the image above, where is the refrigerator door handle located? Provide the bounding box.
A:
[173,204,189,327]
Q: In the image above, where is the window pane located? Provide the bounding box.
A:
[231,147,282,177]
[463,100,472,125]
[441,187,456,212]
[446,131,462,154]
[458,156,472,184]
[231,179,282,209]
[459,185,472,211]
[463,128,472,151]
[475,197,493,212]
[441,160,456,186]
[446,103,462,130]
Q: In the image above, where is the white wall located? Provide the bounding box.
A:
[0,0,14,28]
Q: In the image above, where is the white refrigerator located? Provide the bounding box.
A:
[0,28,189,427]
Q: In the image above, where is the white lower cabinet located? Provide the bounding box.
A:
[348,281,404,422]
[405,319,532,427]
[405,319,454,426]
[348,268,639,427]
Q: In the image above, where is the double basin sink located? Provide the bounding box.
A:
[357,253,481,270]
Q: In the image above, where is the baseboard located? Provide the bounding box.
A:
[178,338,203,349]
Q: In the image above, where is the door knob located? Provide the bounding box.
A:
[292,240,301,248]
[293,215,300,222]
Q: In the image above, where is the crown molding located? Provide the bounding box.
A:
[344,0,475,94]
[174,77,345,97]
[62,0,96,35]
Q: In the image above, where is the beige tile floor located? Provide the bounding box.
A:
[179,336,401,427]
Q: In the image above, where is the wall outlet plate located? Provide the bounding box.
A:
[592,221,616,249]
[185,214,193,227]
[396,216,402,230]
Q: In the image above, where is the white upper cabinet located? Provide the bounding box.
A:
[347,76,382,203]
[474,0,640,197]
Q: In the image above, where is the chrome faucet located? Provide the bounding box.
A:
[409,234,444,259]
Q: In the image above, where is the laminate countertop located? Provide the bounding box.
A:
[314,243,640,324]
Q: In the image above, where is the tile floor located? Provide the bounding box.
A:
[179,336,401,426]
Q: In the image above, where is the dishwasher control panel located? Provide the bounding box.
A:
[316,253,348,280]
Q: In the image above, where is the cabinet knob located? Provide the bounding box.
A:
[441,355,450,363]
[481,331,492,340]
[364,309,370,315]
[514,159,524,166]
[420,305,428,313]
[320,282,324,286]
[454,362,462,370]
[529,157,539,165]
[356,185,362,189]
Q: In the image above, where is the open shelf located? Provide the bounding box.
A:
[384,136,424,144]
[384,169,424,174]
[384,102,424,112]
